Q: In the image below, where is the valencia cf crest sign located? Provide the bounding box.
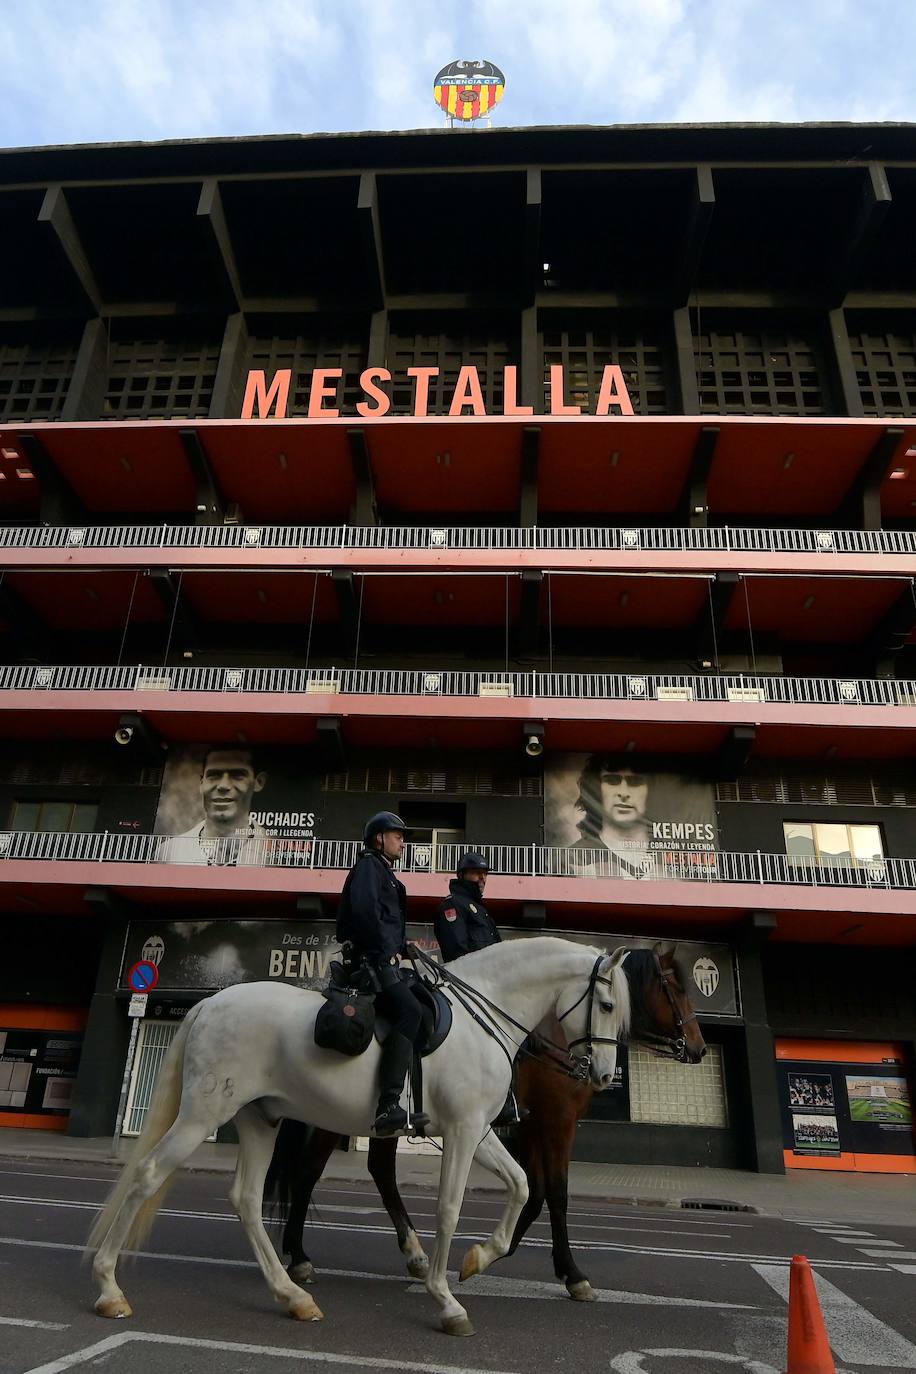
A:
[434,60,506,123]
[692,956,720,998]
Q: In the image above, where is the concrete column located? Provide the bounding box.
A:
[67,913,130,1138]
[736,914,785,1174]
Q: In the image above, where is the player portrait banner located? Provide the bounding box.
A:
[153,743,321,867]
[544,752,719,880]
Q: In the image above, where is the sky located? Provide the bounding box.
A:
[1,0,914,150]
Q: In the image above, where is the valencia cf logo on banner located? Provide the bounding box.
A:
[434,60,506,122]
[692,956,720,998]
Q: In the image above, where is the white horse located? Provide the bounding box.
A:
[87,936,630,1337]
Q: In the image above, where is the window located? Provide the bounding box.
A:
[783,822,885,870]
[8,800,99,834]
[628,1043,728,1128]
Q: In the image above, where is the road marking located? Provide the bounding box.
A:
[860,1249,916,1260]
[0,1315,69,1330]
[0,1169,116,1186]
[0,1214,885,1273]
[754,1262,916,1367]
[407,1272,755,1308]
[3,1186,737,1244]
[831,1236,901,1247]
[22,1329,524,1374]
[890,1263,916,1274]
[808,1228,875,1236]
[610,1351,780,1373]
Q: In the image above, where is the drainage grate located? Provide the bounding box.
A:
[680,1197,758,1214]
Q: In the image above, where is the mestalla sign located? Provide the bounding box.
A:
[241,364,635,419]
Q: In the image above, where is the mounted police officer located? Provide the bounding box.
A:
[336,811,426,1137]
[434,851,520,1126]
[434,850,500,962]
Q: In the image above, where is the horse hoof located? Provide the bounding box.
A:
[407,1254,429,1279]
[289,1261,316,1285]
[442,1314,475,1337]
[459,1245,482,1282]
[567,1280,595,1302]
[95,1296,133,1319]
[289,1295,323,1322]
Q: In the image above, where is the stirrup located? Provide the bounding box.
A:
[373,1100,409,1136]
[408,1109,431,1135]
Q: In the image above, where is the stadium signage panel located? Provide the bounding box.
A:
[241,364,634,420]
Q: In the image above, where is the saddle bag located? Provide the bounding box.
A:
[314,985,375,1057]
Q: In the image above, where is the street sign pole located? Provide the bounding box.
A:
[111,1013,143,1160]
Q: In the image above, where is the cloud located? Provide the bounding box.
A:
[0,0,913,148]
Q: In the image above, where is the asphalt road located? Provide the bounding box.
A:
[0,1158,914,1374]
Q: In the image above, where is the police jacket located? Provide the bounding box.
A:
[434,878,501,963]
[336,848,407,964]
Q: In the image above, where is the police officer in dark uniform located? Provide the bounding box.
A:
[434,851,520,1126]
[336,811,427,1136]
[434,850,500,961]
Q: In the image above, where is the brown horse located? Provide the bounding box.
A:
[265,944,705,1300]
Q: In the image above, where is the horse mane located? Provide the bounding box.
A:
[621,947,658,1036]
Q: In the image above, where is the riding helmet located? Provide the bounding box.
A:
[457,849,489,874]
[363,811,409,845]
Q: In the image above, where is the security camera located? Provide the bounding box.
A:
[523,720,545,758]
[114,725,134,746]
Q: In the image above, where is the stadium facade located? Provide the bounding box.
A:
[0,123,915,1173]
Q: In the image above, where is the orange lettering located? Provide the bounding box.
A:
[548,364,581,416]
[407,367,439,418]
[308,368,342,418]
[596,365,635,416]
[241,369,291,419]
[502,365,534,417]
[448,365,487,417]
[356,368,392,418]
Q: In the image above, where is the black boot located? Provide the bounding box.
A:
[373,1032,413,1136]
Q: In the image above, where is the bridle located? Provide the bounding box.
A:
[558,955,623,1083]
[560,949,699,1073]
[630,950,698,1064]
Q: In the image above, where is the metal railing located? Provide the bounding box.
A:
[0,829,912,891]
[1,523,915,556]
[2,662,914,709]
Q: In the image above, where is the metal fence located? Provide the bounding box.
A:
[2,523,915,555]
[2,662,914,709]
[0,828,912,890]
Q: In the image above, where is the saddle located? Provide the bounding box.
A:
[317,961,452,1059]
[373,974,453,1058]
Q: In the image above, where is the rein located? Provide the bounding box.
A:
[406,944,594,1083]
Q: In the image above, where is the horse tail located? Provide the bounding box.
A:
[86,999,205,1258]
[264,1118,314,1230]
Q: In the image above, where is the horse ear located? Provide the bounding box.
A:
[603,946,628,973]
[653,940,676,966]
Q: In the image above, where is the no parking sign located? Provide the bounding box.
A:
[127,960,160,993]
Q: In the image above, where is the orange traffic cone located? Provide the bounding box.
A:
[785,1255,836,1374]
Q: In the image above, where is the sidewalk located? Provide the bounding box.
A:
[2,1128,914,1226]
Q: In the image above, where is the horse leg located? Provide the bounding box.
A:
[459,1129,529,1283]
[368,1135,428,1279]
[426,1124,480,1337]
[283,1127,338,1285]
[230,1105,323,1322]
[92,1110,215,1318]
[544,1131,593,1301]
[506,1135,545,1259]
